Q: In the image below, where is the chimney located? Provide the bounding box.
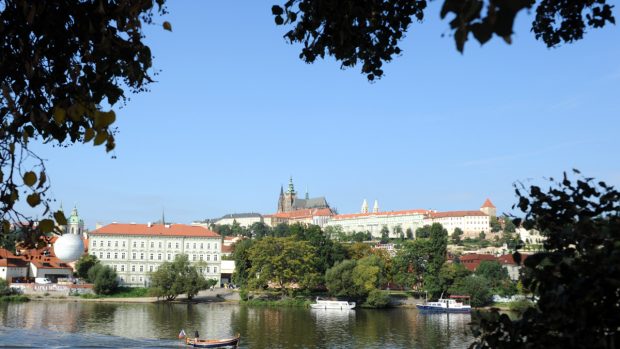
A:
[147,222,152,228]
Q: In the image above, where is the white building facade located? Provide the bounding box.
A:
[326,209,429,238]
[90,223,222,287]
[423,211,491,238]
[214,213,263,227]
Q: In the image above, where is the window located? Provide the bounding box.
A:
[186,243,189,249]
[193,243,196,249]
[139,277,143,282]
[214,243,218,250]
[122,241,126,247]
[176,243,179,249]
[140,253,144,260]
[121,253,125,259]
[115,241,118,247]
[141,242,145,248]
[206,266,210,273]
[139,265,143,272]
[132,253,136,259]
[167,253,171,260]
[168,242,171,248]
[93,241,97,247]
[158,254,162,260]
[214,255,217,261]
[200,243,203,249]
[106,252,110,259]
[131,276,135,282]
[206,255,210,261]
[150,242,154,248]
[149,266,153,272]
[199,255,203,261]
[121,265,125,272]
[214,267,217,273]
[193,254,196,261]
[114,253,118,259]
[113,265,117,271]
[207,243,210,250]
[108,241,111,247]
[159,242,162,248]
[131,265,135,272]
[149,253,153,260]
[133,241,137,248]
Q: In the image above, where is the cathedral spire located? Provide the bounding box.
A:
[373,200,379,213]
[361,199,369,213]
[305,186,309,200]
[162,208,166,225]
[287,176,296,194]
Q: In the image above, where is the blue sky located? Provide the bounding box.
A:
[28,2,620,228]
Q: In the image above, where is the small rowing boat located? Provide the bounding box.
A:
[185,334,240,348]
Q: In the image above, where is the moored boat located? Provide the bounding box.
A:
[185,334,240,348]
[310,297,356,310]
[416,295,471,313]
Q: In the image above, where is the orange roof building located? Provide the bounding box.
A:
[90,223,222,287]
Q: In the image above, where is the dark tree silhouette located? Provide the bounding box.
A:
[272,0,615,80]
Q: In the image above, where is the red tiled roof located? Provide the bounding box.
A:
[333,209,430,220]
[497,254,529,265]
[221,245,233,254]
[459,254,498,271]
[91,223,220,238]
[481,198,496,208]
[428,210,488,219]
[0,247,68,269]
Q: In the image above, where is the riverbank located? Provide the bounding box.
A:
[18,288,241,304]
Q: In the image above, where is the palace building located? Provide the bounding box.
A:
[90,223,222,287]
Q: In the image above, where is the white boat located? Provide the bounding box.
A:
[310,297,356,310]
[416,295,471,313]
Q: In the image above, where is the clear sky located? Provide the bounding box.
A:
[27,2,620,228]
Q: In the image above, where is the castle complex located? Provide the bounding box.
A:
[277,177,330,213]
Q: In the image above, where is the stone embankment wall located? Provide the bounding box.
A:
[10,283,94,296]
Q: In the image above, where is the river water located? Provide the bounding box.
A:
[0,301,474,348]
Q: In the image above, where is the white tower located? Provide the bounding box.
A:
[361,199,369,213]
[66,205,84,235]
[373,200,379,213]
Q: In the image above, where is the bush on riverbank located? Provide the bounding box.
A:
[242,297,311,307]
[362,290,391,308]
[79,287,149,299]
[507,299,535,314]
[0,295,29,302]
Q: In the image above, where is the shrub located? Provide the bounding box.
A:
[364,290,391,308]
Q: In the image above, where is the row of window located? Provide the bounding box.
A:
[96,252,219,262]
[92,240,219,251]
[111,264,218,274]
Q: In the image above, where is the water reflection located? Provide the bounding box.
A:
[0,301,474,348]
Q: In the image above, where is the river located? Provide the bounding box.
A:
[0,301,474,348]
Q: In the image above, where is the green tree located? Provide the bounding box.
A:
[247,237,320,293]
[0,277,15,296]
[449,275,492,307]
[451,228,463,245]
[379,226,390,243]
[475,260,509,286]
[230,220,243,236]
[325,259,361,298]
[405,228,414,240]
[438,262,472,294]
[415,225,431,239]
[364,289,391,308]
[149,254,209,301]
[271,0,614,80]
[425,223,448,297]
[473,172,620,348]
[490,216,502,232]
[502,216,517,233]
[75,254,99,282]
[478,231,486,240]
[347,242,372,260]
[88,264,118,295]
[392,239,430,290]
[232,239,254,287]
[394,225,404,241]
[249,222,271,239]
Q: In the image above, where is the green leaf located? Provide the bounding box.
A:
[39,219,55,233]
[163,21,172,31]
[54,210,67,226]
[27,193,41,207]
[23,171,37,187]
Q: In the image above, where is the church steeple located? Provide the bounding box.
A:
[361,199,369,213]
[373,200,379,213]
[305,186,309,200]
[287,176,296,194]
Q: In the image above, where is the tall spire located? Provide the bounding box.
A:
[162,208,166,225]
[287,176,296,194]
[361,199,369,213]
[373,200,379,213]
[305,186,309,200]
